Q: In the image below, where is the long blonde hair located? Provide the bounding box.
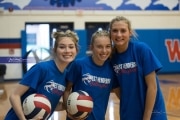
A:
[109,16,138,39]
[90,30,111,46]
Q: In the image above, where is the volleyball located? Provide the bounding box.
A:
[67,90,93,119]
[22,93,51,120]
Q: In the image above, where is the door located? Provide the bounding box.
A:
[22,22,74,74]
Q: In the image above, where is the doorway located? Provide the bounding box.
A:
[23,22,74,73]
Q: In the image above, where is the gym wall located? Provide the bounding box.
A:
[0,1,180,79]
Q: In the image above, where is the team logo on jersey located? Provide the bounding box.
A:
[113,62,137,74]
[82,73,111,88]
[44,80,65,95]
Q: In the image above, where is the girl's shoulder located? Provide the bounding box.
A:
[74,56,91,64]
[37,60,53,66]
[30,60,54,72]
[131,41,151,51]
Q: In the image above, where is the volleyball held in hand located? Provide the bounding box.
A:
[67,90,93,119]
[22,93,51,120]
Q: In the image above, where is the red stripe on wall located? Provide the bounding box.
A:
[0,43,21,49]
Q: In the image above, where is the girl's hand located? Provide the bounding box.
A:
[58,101,66,111]
[55,101,66,111]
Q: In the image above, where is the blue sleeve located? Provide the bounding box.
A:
[139,43,162,76]
[20,64,43,89]
[66,61,81,84]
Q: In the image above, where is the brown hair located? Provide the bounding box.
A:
[52,30,79,55]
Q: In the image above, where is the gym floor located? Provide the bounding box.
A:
[0,74,180,120]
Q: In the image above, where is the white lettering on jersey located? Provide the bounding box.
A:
[44,80,65,95]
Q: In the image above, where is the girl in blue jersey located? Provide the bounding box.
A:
[109,16,167,120]
[63,30,118,120]
[4,30,79,120]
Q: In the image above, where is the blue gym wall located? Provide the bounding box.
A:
[135,29,180,73]
[0,0,180,74]
[1,29,180,73]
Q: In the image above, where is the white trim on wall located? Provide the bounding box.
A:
[0,10,180,37]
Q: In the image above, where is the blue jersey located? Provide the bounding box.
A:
[66,56,117,120]
[5,60,67,120]
[111,41,167,120]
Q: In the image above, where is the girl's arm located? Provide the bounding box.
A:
[55,81,73,111]
[112,87,120,99]
[63,81,80,120]
[63,81,73,110]
[55,101,66,111]
[9,84,29,120]
[143,71,157,120]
